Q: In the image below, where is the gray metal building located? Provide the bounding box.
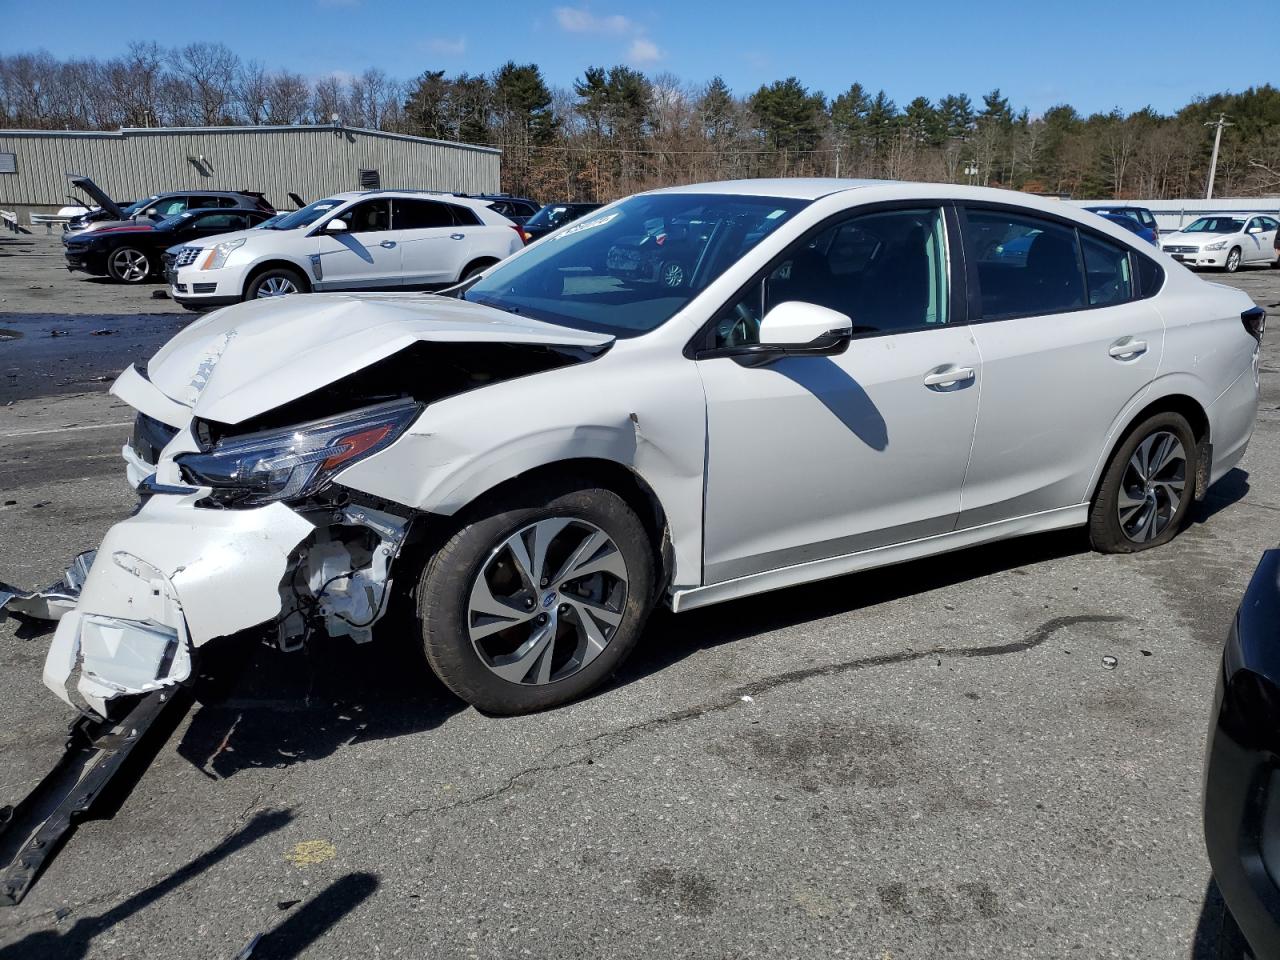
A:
[0,124,501,222]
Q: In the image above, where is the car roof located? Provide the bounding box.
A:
[649,178,888,200]
[329,189,494,209]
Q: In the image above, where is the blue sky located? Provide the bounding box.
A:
[5,0,1277,116]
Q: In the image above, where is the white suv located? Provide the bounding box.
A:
[167,191,524,308]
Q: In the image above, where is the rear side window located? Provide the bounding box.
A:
[189,196,222,210]
[1080,233,1133,306]
[392,198,454,230]
[1135,253,1164,298]
[964,208,1086,319]
[447,204,481,226]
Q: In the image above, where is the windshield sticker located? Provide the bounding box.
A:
[554,211,619,239]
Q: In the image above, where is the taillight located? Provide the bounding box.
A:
[511,225,525,245]
[1242,306,1266,343]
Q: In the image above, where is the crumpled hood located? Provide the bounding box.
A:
[146,292,614,424]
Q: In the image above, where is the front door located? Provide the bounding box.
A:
[696,205,981,584]
[955,206,1165,527]
[314,198,403,289]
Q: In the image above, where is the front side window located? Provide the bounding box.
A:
[712,207,950,347]
[1081,234,1133,307]
[339,199,391,233]
[392,198,453,230]
[965,209,1086,319]
[461,193,807,338]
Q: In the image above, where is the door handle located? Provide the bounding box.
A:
[449,233,466,240]
[379,240,396,249]
[923,365,976,389]
[1108,337,1147,360]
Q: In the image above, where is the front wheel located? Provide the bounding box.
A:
[246,267,306,301]
[1089,411,1198,553]
[417,480,655,714]
[106,246,152,283]
[1224,247,1242,273]
[660,260,687,288]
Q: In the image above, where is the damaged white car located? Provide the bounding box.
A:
[7,179,1262,717]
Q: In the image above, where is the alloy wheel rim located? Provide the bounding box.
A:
[467,517,629,686]
[662,262,684,287]
[112,249,147,281]
[257,277,298,298]
[1117,430,1186,542]
[1227,250,1240,271]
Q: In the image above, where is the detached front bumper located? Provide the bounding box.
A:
[42,492,315,715]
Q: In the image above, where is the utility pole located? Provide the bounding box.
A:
[1204,113,1233,200]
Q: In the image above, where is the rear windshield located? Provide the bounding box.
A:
[526,204,600,229]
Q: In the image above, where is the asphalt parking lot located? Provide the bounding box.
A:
[1,233,1279,959]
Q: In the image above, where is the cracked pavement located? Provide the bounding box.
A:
[2,236,1279,958]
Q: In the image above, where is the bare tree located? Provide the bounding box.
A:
[170,42,241,124]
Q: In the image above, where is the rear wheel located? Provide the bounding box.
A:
[106,246,151,283]
[246,267,306,301]
[1089,411,1198,553]
[660,260,687,288]
[460,258,497,282]
[417,479,655,714]
[1224,247,1242,273]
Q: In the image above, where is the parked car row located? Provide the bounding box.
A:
[60,176,607,301]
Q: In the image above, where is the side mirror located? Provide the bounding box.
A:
[757,300,854,354]
[325,218,349,233]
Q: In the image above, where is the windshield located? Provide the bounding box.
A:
[265,198,345,230]
[155,211,195,230]
[1183,217,1244,234]
[462,193,808,337]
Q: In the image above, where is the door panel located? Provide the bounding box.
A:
[697,205,980,584]
[314,199,402,289]
[394,198,469,284]
[957,207,1165,527]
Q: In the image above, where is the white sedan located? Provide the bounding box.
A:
[1161,213,1280,272]
[21,179,1263,717]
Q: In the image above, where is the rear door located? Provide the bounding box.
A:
[393,198,471,284]
[1245,217,1272,262]
[956,205,1164,527]
[313,198,402,289]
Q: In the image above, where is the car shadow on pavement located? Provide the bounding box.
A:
[0,810,293,960]
[617,527,1091,690]
[1190,468,1250,527]
[174,609,465,780]
[1191,877,1245,959]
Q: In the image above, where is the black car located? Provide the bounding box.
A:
[606,216,711,288]
[464,194,541,225]
[1204,548,1280,958]
[521,202,604,243]
[64,208,274,283]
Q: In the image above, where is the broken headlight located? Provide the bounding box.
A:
[176,399,420,507]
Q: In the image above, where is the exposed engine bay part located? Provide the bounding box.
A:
[278,504,410,650]
[0,551,96,622]
[0,689,187,906]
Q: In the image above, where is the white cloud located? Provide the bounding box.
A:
[424,36,467,56]
[627,38,662,65]
[554,6,634,34]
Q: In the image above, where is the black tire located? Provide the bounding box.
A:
[1224,247,1242,273]
[1270,250,1279,269]
[1089,410,1198,553]
[105,246,152,284]
[460,259,497,282]
[1217,903,1254,959]
[417,479,655,714]
[245,266,307,302]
